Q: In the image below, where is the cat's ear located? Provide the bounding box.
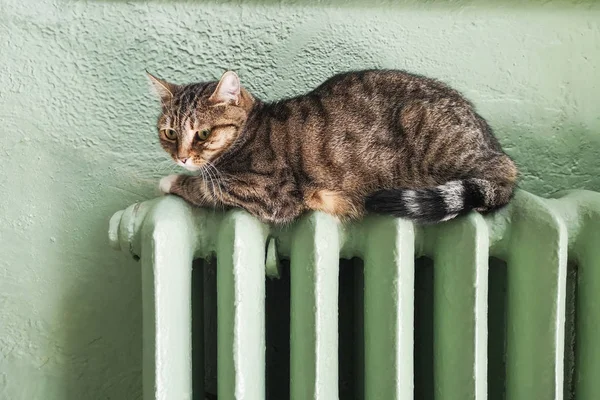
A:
[146,71,177,103]
[209,71,241,106]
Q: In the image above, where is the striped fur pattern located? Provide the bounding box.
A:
[149,69,518,224]
[366,179,509,223]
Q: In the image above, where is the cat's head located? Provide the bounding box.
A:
[148,71,254,171]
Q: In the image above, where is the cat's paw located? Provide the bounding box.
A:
[159,175,179,194]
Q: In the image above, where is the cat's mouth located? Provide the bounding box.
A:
[176,159,203,172]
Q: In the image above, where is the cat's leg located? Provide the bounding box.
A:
[304,189,364,221]
[158,175,181,194]
[158,174,216,207]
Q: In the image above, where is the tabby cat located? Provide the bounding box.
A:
[149,69,517,224]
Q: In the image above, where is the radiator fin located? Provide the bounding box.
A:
[290,212,340,399]
[432,213,489,400]
[216,211,268,400]
[504,193,568,400]
[363,217,414,399]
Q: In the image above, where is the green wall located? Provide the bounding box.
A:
[1,0,599,398]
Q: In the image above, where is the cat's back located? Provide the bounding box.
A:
[310,69,465,102]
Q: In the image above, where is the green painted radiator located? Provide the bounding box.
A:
[108,189,600,400]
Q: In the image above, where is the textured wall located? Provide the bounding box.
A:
[0,0,599,398]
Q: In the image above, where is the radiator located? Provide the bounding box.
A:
[108,189,600,400]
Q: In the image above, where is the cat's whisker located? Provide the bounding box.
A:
[201,166,211,193]
[204,166,219,201]
[207,161,228,185]
[205,162,225,200]
[210,166,225,203]
[199,167,210,195]
[155,159,173,167]
[201,167,218,204]
[153,160,178,175]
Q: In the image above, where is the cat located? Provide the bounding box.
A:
[148,69,517,224]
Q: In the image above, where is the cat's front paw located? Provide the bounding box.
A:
[159,175,179,194]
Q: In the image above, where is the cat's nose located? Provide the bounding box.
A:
[180,158,188,164]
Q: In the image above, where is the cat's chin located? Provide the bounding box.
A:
[182,164,202,172]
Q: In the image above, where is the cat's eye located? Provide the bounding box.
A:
[162,129,177,141]
[197,129,211,141]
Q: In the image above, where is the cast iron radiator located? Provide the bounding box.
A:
[108,189,600,400]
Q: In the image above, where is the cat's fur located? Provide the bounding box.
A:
[149,69,517,224]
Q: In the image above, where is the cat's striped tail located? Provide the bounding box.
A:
[365,178,515,224]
